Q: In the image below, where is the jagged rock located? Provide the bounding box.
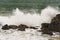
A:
[18,24,29,31]
[2,24,9,30]
[51,14,60,23]
[49,14,60,32]
[2,24,38,31]
[40,23,53,35]
[56,14,60,20]
[49,21,60,32]
[40,14,60,35]
[2,24,18,30]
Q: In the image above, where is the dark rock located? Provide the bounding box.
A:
[51,14,60,23]
[40,14,60,35]
[56,14,60,20]
[2,24,10,30]
[49,22,57,29]
[2,24,18,30]
[29,27,38,29]
[49,14,60,32]
[41,23,49,29]
[37,30,41,32]
[49,21,60,32]
[42,29,53,35]
[8,25,18,29]
[18,24,29,31]
[40,23,53,35]
[2,24,29,31]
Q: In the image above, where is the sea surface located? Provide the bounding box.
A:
[0,0,60,40]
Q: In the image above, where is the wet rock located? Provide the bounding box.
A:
[41,23,49,29]
[49,21,60,32]
[42,29,53,35]
[37,30,41,32]
[29,26,38,29]
[51,14,60,23]
[8,25,18,29]
[41,23,53,35]
[18,24,29,31]
[2,24,10,30]
[2,24,18,30]
[2,24,29,31]
[49,14,60,32]
[56,14,60,20]
[40,14,60,35]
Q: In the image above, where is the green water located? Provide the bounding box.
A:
[0,0,60,16]
[0,0,60,10]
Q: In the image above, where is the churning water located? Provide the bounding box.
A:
[0,6,60,40]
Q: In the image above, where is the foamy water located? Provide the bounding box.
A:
[0,6,60,40]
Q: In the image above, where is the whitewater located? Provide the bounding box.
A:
[0,6,60,40]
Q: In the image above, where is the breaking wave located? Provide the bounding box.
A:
[0,6,59,27]
[0,6,60,40]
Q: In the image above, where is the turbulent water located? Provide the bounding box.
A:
[0,6,60,40]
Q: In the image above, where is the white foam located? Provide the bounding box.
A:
[40,6,60,23]
[0,6,59,40]
[6,6,60,26]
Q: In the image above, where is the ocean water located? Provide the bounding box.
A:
[0,0,60,40]
[0,6,60,40]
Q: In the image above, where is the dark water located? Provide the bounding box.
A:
[0,0,60,16]
[0,0,60,10]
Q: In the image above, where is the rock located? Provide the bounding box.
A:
[2,24,29,31]
[2,24,10,30]
[49,14,60,32]
[18,24,29,31]
[51,14,60,23]
[42,29,53,35]
[37,30,41,32]
[2,24,18,30]
[41,23,49,29]
[29,26,38,29]
[8,25,18,29]
[40,23,53,35]
[56,14,60,20]
[49,21,60,32]
[40,14,60,35]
